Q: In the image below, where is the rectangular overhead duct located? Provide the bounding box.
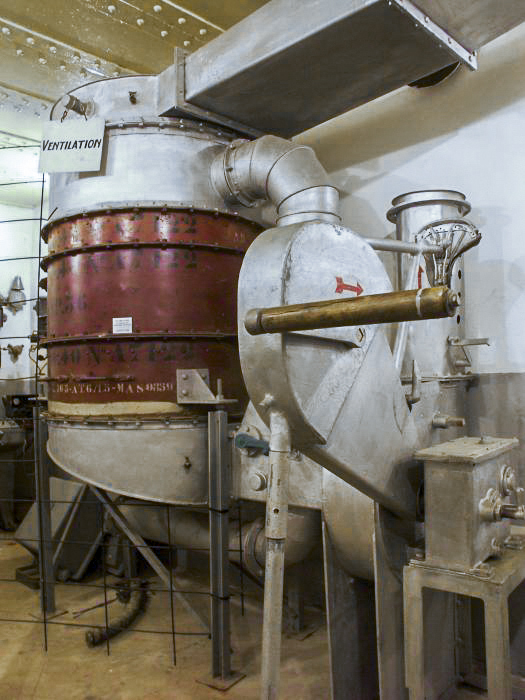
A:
[412,0,525,51]
[183,0,525,137]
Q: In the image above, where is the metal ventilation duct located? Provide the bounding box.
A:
[412,0,525,50]
[184,0,525,136]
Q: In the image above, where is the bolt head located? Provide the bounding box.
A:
[249,472,267,492]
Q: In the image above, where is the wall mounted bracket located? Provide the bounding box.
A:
[176,369,237,406]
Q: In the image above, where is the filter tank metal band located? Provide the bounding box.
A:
[41,240,245,270]
[41,331,237,346]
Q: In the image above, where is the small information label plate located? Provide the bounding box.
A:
[112,317,133,334]
[38,118,105,173]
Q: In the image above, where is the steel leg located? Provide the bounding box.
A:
[197,410,244,690]
[260,411,291,700]
[208,409,242,685]
[375,506,409,700]
[484,596,512,700]
[284,563,305,635]
[323,520,378,700]
[403,567,425,700]
[33,405,55,615]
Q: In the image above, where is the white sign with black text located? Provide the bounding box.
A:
[112,317,133,334]
[38,118,105,173]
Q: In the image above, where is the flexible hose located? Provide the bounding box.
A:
[85,580,149,648]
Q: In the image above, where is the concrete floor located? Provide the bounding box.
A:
[0,538,329,700]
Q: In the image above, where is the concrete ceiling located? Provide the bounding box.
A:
[0,0,267,207]
[0,0,268,104]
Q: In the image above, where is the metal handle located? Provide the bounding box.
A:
[235,433,270,456]
[499,504,525,521]
[432,414,466,429]
[245,286,458,336]
[448,336,490,347]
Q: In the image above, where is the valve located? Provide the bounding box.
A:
[500,465,517,497]
[499,504,525,521]
[480,481,525,522]
[479,488,503,522]
[235,433,270,456]
[432,414,466,429]
[416,219,481,286]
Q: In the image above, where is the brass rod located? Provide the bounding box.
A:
[244,286,458,336]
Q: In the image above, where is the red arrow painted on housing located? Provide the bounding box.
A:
[335,276,363,295]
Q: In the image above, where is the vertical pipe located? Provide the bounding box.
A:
[392,253,421,372]
[166,505,177,666]
[260,410,291,700]
[101,504,111,656]
[208,409,232,679]
[33,404,55,616]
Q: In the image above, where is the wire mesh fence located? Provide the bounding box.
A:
[0,167,251,674]
[0,420,251,668]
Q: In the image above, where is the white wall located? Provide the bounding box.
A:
[0,201,44,382]
[298,24,525,375]
[0,125,48,385]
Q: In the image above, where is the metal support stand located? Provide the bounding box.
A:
[33,404,55,615]
[260,411,291,700]
[374,505,410,700]
[322,519,378,700]
[90,487,208,631]
[200,409,244,691]
[283,563,305,636]
[404,543,525,700]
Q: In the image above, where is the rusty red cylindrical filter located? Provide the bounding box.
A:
[43,209,259,418]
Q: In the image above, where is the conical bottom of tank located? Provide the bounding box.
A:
[47,420,209,505]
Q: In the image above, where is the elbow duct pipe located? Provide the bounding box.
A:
[211,134,340,226]
[121,504,319,579]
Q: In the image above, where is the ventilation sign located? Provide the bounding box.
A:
[38,118,105,173]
